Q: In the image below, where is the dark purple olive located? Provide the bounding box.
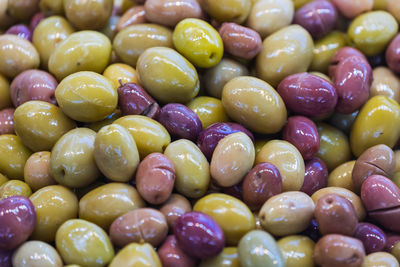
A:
[5,24,32,41]
[301,218,321,242]
[300,157,328,196]
[277,72,338,117]
[117,82,160,118]
[329,47,368,78]
[294,0,337,39]
[158,235,196,267]
[0,248,12,267]
[332,56,372,114]
[197,122,254,160]
[29,12,46,31]
[354,223,386,254]
[386,34,400,74]
[242,162,282,211]
[385,235,400,252]
[174,211,225,259]
[0,196,36,250]
[158,103,202,141]
[10,70,58,107]
[283,116,319,160]
[0,108,14,135]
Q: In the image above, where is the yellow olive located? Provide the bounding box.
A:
[277,235,315,267]
[0,74,12,109]
[64,0,113,30]
[109,243,161,267]
[362,252,399,267]
[328,160,356,192]
[199,247,240,267]
[49,31,112,81]
[0,173,8,186]
[187,96,229,129]
[199,0,251,24]
[164,140,210,198]
[79,183,145,230]
[30,185,78,242]
[373,0,388,10]
[370,67,400,103]
[292,0,313,9]
[0,180,32,199]
[0,135,32,180]
[350,95,400,157]
[194,193,255,245]
[40,0,64,15]
[254,139,270,157]
[56,219,114,267]
[114,115,171,159]
[392,242,400,263]
[12,240,63,267]
[103,63,139,89]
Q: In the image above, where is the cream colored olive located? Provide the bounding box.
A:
[362,252,399,267]
[259,191,315,236]
[222,76,287,134]
[211,132,255,187]
[370,67,400,103]
[12,241,63,267]
[256,25,314,87]
[94,124,139,182]
[256,140,305,191]
[164,140,210,198]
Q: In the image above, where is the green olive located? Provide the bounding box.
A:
[0,135,32,180]
[0,180,32,199]
[0,173,8,186]
[109,243,161,267]
[198,0,251,24]
[199,247,240,267]
[277,235,315,267]
[0,74,12,109]
[40,0,64,15]
[12,240,63,267]
[187,96,229,129]
[328,160,356,192]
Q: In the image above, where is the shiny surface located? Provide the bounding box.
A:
[194,193,255,245]
[79,183,145,230]
[160,194,192,230]
[331,0,373,19]
[12,241,63,267]
[277,235,315,267]
[158,235,196,267]
[386,34,400,74]
[361,175,400,211]
[354,222,386,254]
[198,0,251,24]
[0,108,14,135]
[24,151,57,191]
[329,47,367,78]
[6,24,32,41]
[187,96,229,130]
[0,134,32,180]
[370,67,400,102]
[164,139,210,198]
[199,247,240,267]
[328,160,356,191]
[0,180,32,199]
[362,252,399,267]
[300,157,328,196]
[103,63,139,90]
[109,242,161,267]
[55,219,114,267]
[116,6,147,32]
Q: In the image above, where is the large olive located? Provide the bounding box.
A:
[109,243,161,267]
[12,240,63,267]
[64,0,113,30]
[0,134,32,180]
[198,0,251,24]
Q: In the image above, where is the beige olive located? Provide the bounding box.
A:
[328,160,356,192]
[0,74,12,110]
[64,0,113,30]
[256,25,314,87]
[0,135,32,180]
[14,101,76,152]
[94,124,140,182]
[113,24,173,68]
[164,139,210,198]
[30,185,78,242]
[0,180,32,199]
[388,0,400,23]
[55,72,117,122]
[79,183,145,230]
[362,252,399,267]
[277,235,315,267]
[256,140,305,191]
[50,128,100,188]
[24,151,57,192]
[159,193,192,230]
[39,0,64,15]
[370,67,400,103]
[247,0,294,38]
[259,191,314,236]
[0,35,40,79]
[12,241,63,267]
[211,132,255,187]
[113,115,171,159]
[33,16,74,69]
[222,76,287,134]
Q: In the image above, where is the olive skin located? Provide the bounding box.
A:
[386,34,400,74]
[277,235,315,267]
[12,241,63,267]
[116,6,147,32]
[198,0,251,24]
[109,243,161,267]
[160,194,192,230]
[158,235,196,267]
[0,74,12,110]
[354,223,387,254]
[7,0,39,21]
[0,108,15,135]
[6,24,32,41]
[370,67,400,102]
[328,160,356,191]
[362,252,399,267]
[0,248,12,267]
[300,157,328,196]
[24,151,57,192]
[329,47,368,78]
[0,134,32,180]
[0,180,32,199]
[331,0,372,19]
[199,247,240,267]
[187,96,229,130]
[104,64,139,90]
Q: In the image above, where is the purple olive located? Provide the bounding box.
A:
[300,157,328,196]
[197,122,254,160]
[385,235,400,252]
[158,235,196,267]
[354,223,386,254]
[386,34,400,74]
[301,218,321,243]
[5,24,32,41]
[174,211,225,259]
[329,47,368,78]
[117,82,160,118]
[277,72,338,117]
[10,70,58,107]
[29,12,46,31]
[0,196,36,250]
[0,248,12,267]
[158,103,202,141]
[0,108,14,135]
[283,116,320,160]
[294,0,337,39]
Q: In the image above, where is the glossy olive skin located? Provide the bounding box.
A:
[300,157,328,196]
[0,134,32,180]
[64,0,113,30]
[0,35,40,79]
[350,96,400,157]
[158,103,202,141]
[194,193,255,245]
[6,24,32,41]
[39,0,63,15]
[158,235,196,267]
[198,0,251,24]
[160,194,192,230]
[56,71,117,122]
[238,230,285,267]
[110,208,168,247]
[294,0,337,38]
[114,24,173,68]
[0,180,32,199]
[354,223,386,254]
[352,144,395,193]
[348,11,398,56]
[0,196,36,250]
[329,47,368,78]
[0,74,12,110]
[187,96,229,130]
[331,0,373,18]
[363,252,399,267]
[136,153,175,205]
[277,235,315,267]
[256,25,314,88]
[199,247,239,267]
[14,101,76,152]
[137,47,199,104]
[0,108,15,135]
[242,162,282,211]
[12,240,63,267]
[0,249,12,267]
[116,6,147,31]
[328,160,356,191]
[79,183,145,230]
[277,72,338,118]
[386,34,400,74]
[109,242,161,267]
[314,234,365,267]
[24,151,56,191]
[174,211,225,259]
[56,219,114,267]
[371,67,400,102]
